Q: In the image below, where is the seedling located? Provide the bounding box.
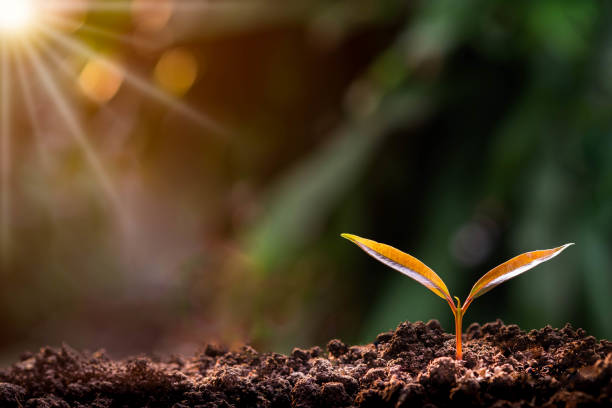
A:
[341,233,573,360]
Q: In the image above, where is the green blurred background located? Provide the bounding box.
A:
[1,0,611,363]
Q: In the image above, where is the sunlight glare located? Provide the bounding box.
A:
[0,0,35,33]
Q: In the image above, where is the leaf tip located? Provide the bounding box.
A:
[341,233,358,242]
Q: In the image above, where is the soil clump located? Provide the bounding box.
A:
[1,320,610,407]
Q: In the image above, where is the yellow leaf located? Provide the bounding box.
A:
[465,243,574,307]
[341,234,453,303]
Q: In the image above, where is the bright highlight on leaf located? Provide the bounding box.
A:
[341,233,574,360]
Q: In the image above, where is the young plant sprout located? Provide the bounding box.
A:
[341,233,573,360]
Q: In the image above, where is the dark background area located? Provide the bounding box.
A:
[0,0,610,364]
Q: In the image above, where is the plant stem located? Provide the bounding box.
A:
[452,296,464,360]
[455,308,463,360]
[449,296,465,360]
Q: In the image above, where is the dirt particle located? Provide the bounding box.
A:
[291,378,321,408]
[321,382,351,407]
[365,367,387,380]
[291,348,310,361]
[0,382,25,404]
[327,340,348,358]
[374,331,393,346]
[450,377,480,404]
[418,357,458,392]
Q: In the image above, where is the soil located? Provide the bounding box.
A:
[0,320,611,408]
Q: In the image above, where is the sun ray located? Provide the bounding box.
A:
[43,1,214,13]
[14,45,53,170]
[21,39,124,215]
[37,23,230,137]
[35,38,132,135]
[30,35,78,78]
[42,13,158,50]
[0,38,11,266]
[0,0,243,257]
[39,0,135,13]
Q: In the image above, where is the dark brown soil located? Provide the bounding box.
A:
[1,320,611,407]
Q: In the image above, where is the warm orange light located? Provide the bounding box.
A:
[78,60,124,103]
[154,47,199,96]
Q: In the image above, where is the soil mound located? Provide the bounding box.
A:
[1,320,611,407]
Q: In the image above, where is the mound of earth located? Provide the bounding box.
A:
[0,320,611,407]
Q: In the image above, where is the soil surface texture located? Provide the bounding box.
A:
[1,320,611,407]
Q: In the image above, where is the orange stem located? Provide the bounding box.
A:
[452,296,463,360]
[454,307,463,360]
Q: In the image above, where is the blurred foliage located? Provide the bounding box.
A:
[239,0,612,350]
[1,0,612,362]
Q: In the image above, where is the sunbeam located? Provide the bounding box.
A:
[36,39,132,136]
[38,23,229,136]
[30,34,80,80]
[0,39,11,264]
[0,0,238,266]
[22,40,124,214]
[43,14,157,50]
[41,0,210,13]
[14,47,53,170]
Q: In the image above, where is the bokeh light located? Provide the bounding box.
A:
[78,59,124,103]
[154,47,199,95]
